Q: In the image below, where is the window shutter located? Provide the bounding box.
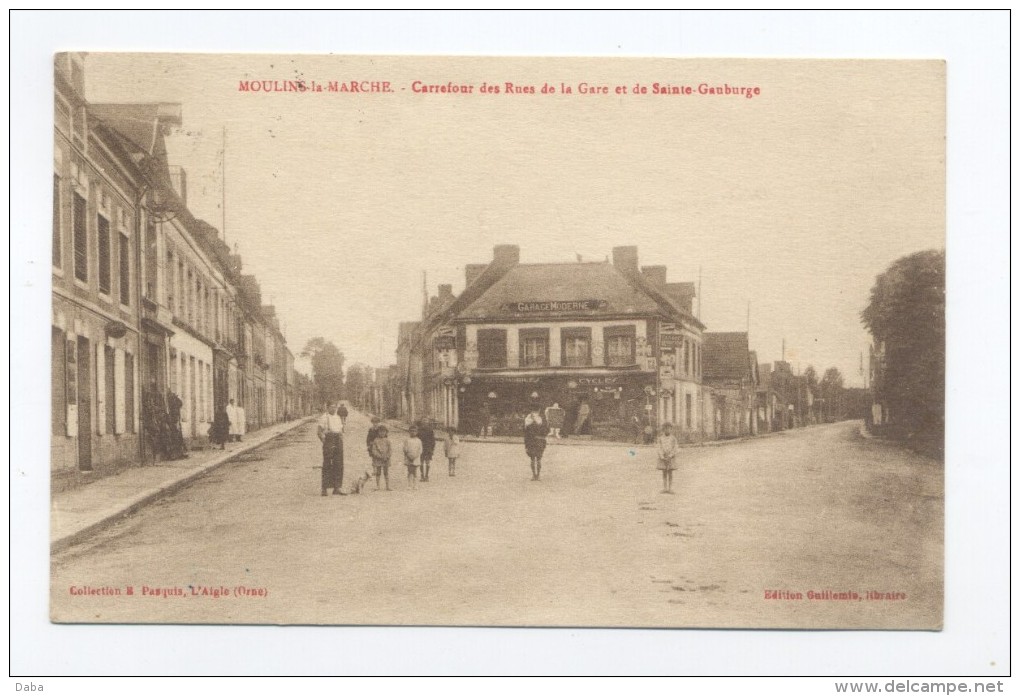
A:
[114,348,126,434]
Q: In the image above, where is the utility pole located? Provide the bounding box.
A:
[221,125,227,244]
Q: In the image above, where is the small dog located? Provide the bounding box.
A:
[348,470,373,495]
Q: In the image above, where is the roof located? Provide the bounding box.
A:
[456,263,661,320]
[89,103,163,155]
[703,332,752,381]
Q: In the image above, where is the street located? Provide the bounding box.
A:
[51,412,942,628]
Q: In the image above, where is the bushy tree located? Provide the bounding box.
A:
[861,249,945,445]
[344,363,372,409]
[301,338,345,408]
[818,367,845,422]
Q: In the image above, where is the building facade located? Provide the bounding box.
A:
[52,54,306,489]
[399,245,706,442]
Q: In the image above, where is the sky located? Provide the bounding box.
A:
[81,54,944,385]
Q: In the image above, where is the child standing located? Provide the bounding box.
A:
[369,424,392,491]
[657,423,680,494]
[444,427,461,476]
[403,426,423,491]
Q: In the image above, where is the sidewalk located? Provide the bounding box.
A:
[51,416,314,553]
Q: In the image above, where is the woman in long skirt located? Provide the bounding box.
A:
[524,406,550,481]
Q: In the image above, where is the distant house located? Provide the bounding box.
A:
[702,332,759,438]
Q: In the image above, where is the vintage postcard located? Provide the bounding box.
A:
[49,54,944,629]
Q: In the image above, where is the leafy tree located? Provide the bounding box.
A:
[344,363,372,409]
[861,249,945,446]
[818,367,845,422]
[803,365,819,394]
[300,337,345,408]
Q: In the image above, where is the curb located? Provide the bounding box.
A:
[51,417,314,554]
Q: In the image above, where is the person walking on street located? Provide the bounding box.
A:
[444,427,461,477]
[318,402,346,496]
[369,424,392,491]
[228,398,245,442]
[524,406,550,481]
[338,402,349,428]
[545,402,565,439]
[418,419,436,482]
[656,423,680,494]
[209,403,230,450]
[166,391,188,459]
[403,425,423,491]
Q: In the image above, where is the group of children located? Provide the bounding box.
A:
[359,412,682,495]
[364,417,461,492]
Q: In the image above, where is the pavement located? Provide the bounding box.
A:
[50,416,314,553]
[50,413,943,629]
[51,410,803,554]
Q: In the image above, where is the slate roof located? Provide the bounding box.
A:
[703,332,752,381]
[455,262,662,320]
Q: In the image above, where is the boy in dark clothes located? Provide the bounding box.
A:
[417,419,436,482]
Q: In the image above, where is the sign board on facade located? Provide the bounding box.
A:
[659,333,685,348]
[498,300,608,314]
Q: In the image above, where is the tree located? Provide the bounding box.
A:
[300,338,345,408]
[861,249,945,445]
[804,365,819,394]
[818,367,845,422]
[344,363,372,410]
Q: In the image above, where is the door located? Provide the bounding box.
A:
[77,336,92,471]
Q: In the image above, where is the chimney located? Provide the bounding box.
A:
[465,264,488,288]
[493,244,520,267]
[230,254,243,273]
[641,265,667,286]
[612,246,639,275]
[438,284,454,303]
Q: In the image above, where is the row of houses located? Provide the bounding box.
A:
[378,244,821,443]
[51,54,315,491]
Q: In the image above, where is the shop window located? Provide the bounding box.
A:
[519,328,549,368]
[604,325,636,366]
[72,192,87,281]
[477,329,507,368]
[562,327,592,367]
[98,214,111,295]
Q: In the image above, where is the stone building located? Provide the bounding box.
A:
[397,245,705,441]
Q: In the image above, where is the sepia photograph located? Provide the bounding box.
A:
[10,10,1009,680]
[48,53,945,629]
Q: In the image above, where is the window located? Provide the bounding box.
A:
[52,175,62,269]
[684,339,691,374]
[685,393,693,429]
[72,192,87,281]
[477,329,507,368]
[119,233,130,305]
[562,327,592,367]
[519,328,549,368]
[166,249,175,310]
[52,327,66,435]
[98,214,111,295]
[604,326,636,366]
[125,352,135,433]
[105,345,116,433]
